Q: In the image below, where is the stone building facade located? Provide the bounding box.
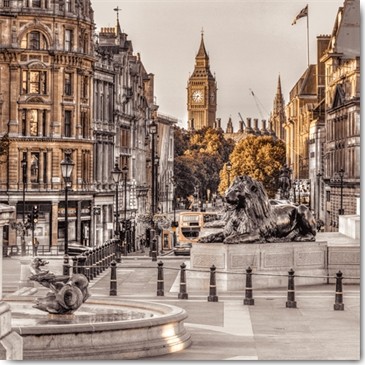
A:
[0,4,175,251]
[320,0,360,231]
[0,0,95,249]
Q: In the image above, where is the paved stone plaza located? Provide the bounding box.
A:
[2,251,360,361]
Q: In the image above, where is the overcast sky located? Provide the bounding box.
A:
[91,0,346,130]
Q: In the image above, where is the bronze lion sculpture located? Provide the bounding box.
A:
[199,175,316,244]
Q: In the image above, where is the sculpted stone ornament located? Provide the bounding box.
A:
[29,258,90,315]
[198,175,316,244]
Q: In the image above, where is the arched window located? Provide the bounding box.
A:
[21,31,48,50]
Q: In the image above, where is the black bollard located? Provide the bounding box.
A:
[109,260,117,296]
[63,254,71,276]
[334,270,344,311]
[78,254,87,275]
[207,265,218,302]
[72,256,78,274]
[286,268,297,308]
[243,266,255,305]
[157,261,164,296]
[91,248,97,279]
[84,251,90,280]
[151,238,157,262]
[178,262,188,299]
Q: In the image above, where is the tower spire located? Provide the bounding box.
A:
[114,6,122,35]
[196,29,209,60]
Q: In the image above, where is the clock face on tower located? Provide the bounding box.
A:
[192,90,204,103]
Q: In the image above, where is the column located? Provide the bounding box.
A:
[39,150,44,188]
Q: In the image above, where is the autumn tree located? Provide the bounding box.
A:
[174,127,234,202]
[219,135,286,198]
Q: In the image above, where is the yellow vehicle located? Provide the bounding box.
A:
[177,211,219,244]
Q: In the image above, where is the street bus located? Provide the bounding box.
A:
[176,211,219,244]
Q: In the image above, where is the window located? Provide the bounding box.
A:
[32,0,41,7]
[64,110,72,137]
[20,109,47,136]
[21,110,26,136]
[80,111,88,138]
[65,29,73,52]
[64,73,72,96]
[42,110,47,136]
[65,0,71,11]
[43,152,47,183]
[22,70,47,95]
[29,110,39,136]
[4,0,10,6]
[21,31,48,50]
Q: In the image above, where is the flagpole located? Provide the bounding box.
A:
[306,4,310,67]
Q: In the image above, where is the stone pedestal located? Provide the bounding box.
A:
[0,302,23,360]
[0,203,23,360]
[188,241,328,290]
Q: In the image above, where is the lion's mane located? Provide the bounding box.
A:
[223,175,276,239]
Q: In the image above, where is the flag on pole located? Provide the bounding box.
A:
[292,5,308,25]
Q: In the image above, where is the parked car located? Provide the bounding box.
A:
[173,243,192,256]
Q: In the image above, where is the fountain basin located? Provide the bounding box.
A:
[7,298,191,360]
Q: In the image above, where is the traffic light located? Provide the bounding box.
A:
[32,205,39,224]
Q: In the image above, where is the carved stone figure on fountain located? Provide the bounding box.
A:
[29,258,90,314]
[198,175,316,244]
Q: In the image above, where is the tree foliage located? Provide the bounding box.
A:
[174,127,234,202]
[219,135,286,198]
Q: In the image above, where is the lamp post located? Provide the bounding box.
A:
[316,171,322,219]
[171,178,177,247]
[339,168,345,215]
[148,120,157,216]
[21,156,27,255]
[111,163,122,262]
[122,165,128,255]
[60,152,74,256]
[226,161,232,187]
[154,155,160,213]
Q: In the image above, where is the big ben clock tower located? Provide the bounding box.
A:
[187,31,217,130]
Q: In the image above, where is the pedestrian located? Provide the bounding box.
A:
[33,237,39,257]
[140,237,145,253]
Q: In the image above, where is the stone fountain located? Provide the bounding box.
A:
[5,244,191,360]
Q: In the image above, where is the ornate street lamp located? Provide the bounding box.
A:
[111,162,122,262]
[316,171,322,219]
[339,168,345,215]
[226,161,232,187]
[154,155,160,213]
[21,156,27,255]
[148,120,157,216]
[60,151,74,256]
[171,178,178,247]
[122,165,128,255]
